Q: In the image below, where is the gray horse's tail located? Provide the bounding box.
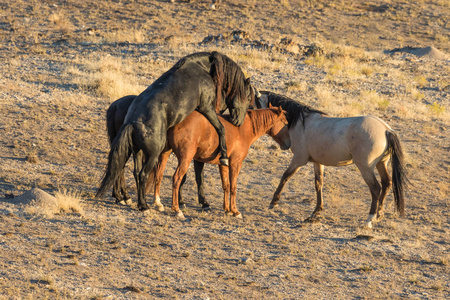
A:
[96,124,134,199]
[387,130,407,217]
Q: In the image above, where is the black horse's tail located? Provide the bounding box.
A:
[96,124,134,199]
[387,130,408,217]
[106,103,118,145]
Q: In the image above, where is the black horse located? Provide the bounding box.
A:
[96,51,254,211]
[106,95,209,208]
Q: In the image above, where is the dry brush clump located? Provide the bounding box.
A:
[65,55,147,100]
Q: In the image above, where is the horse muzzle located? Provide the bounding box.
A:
[280,143,291,150]
[230,109,245,126]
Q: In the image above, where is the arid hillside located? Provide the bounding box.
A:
[0,0,449,299]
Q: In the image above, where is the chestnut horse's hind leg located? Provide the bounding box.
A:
[228,162,243,218]
[150,149,172,212]
[376,158,392,220]
[218,165,231,214]
[194,160,210,209]
[172,159,192,219]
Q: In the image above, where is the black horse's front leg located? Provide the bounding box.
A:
[194,160,210,209]
[197,109,229,166]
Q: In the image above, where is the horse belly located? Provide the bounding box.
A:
[308,141,353,166]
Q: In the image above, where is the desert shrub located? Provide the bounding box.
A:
[54,189,85,215]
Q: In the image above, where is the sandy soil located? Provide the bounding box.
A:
[0,1,449,299]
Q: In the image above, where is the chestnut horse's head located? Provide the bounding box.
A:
[267,105,291,150]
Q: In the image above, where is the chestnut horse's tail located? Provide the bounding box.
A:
[96,124,134,199]
[387,130,408,217]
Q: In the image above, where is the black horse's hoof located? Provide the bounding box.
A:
[219,157,229,166]
[138,205,150,212]
[268,203,279,209]
[202,203,211,210]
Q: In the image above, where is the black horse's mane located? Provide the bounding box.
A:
[170,51,251,111]
[210,51,250,109]
[261,91,326,128]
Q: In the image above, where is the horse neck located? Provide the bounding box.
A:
[246,110,279,142]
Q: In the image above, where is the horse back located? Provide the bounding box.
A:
[301,115,390,166]
[124,63,216,127]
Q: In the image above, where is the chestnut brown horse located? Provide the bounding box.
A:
[149,107,290,218]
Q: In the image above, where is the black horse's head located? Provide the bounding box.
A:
[210,52,255,127]
[228,77,255,126]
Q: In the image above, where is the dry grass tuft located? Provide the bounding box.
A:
[66,56,146,100]
[54,189,85,216]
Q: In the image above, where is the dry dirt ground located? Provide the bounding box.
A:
[0,0,449,299]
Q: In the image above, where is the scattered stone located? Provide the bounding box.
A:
[13,188,57,209]
[240,257,254,265]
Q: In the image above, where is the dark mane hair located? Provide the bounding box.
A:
[170,51,251,111]
[261,91,325,128]
[210,51,250,110]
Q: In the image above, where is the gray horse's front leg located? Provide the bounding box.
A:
[197,108,229,166]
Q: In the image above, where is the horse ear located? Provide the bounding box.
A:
[254,86,261,98]
[269,102,274,109]
[277,106,283,114]
[245,77,251,84]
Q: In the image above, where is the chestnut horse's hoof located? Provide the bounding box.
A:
[176,211,185,219]
[155,204,165,212]
[234,212,242,218]
[219,157,229,166]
